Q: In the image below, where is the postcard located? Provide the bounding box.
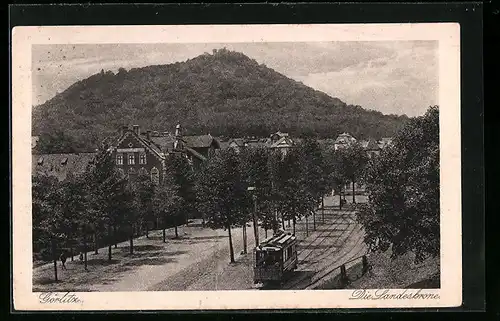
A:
[12,23,461,310]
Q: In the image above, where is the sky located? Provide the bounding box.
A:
[32,41,438,117]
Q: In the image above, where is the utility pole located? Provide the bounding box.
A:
[322,197,325,224]
[242,222,247,254]
[248,186,260,247]
[252,194,259,247]
[51,237,58,282]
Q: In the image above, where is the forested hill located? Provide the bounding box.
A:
[33,48,409,153]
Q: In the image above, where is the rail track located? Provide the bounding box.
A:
[276,208,366,290]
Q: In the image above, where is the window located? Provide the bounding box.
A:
[128,154,135,165]
[116,153,123,165]
[287,247,293,260]
[151,167,159,185]
[139,153,147,164]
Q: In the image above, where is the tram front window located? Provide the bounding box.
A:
[256,251,281,267]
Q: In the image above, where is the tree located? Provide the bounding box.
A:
[323,146,348,210]
[132,173,155,238]
[83,148,130,260]
[239,146,275,242]
[197,149,249,263]
[274,147,315,235]
[267,149,286,229]
[58,176,88,261]
[357,106,439,263]
[32,174,64,280]
[152,171,184,241]
[165,154,196,227]
[120,182,139,255]
[297,138,327,231]
[336,142,369,204]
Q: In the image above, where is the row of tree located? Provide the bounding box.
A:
[34,138,371,280]
[33,148,198,280]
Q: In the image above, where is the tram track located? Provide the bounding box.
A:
[296,209,357,265]
[305,235,368,290]
[282,229,365,290]
[296,209,355,253]
[283,232,367,290]
[279,211,364,290]
[295,211,350,266]
[300,224,362,270]
[298,220,358,270]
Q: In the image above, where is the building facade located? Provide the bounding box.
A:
[111,125,166,184]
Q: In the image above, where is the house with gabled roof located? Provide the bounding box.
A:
[227,138,247,153]
[108,124,167,184]
[333,132,357,150]
[269,136,295,157]
[364,139,381,158]
[270,131,289,143]
[183,134,220,159]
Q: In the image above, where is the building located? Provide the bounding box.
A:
[227,138,247,153]
[32,152,97,182]
[333,132,357,150]
[183,134,220,159]
[268,135,294,157]
[110,124,221,182]
[109,124,168,184]
[362,139,381,159]
[270,131,289,143]
[378,137,394,149]
[32,124,220,184]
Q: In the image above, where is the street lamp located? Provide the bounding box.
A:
[247,186,259,247]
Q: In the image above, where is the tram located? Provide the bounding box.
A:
[253,230,298,284]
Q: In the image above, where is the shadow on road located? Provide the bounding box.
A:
[189,235,228,241]
[86,258,121,266]
[127,244,164,252]
[301,244,339,250]
[124,257,176,266]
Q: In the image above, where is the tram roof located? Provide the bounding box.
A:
[258,232,297,250]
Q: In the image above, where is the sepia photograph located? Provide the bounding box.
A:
[12,23,461,310]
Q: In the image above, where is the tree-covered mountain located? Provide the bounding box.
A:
[33,48,409,153]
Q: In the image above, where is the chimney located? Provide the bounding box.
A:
[133,124,140,136]
[121,125,128,136]
[146,130,151,141]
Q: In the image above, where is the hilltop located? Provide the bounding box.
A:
[32,48,409,153]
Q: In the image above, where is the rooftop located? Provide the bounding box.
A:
[32,153,97,181]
